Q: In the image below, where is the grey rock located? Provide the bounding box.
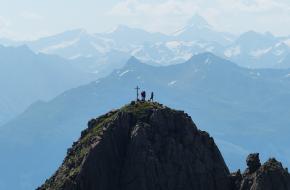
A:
[37,102,290,190]
[38,102,231,190]
[245,153,261,174]
[231,154,290,190]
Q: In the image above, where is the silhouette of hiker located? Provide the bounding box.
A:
[141,91,146,101]
[150,92,154,102]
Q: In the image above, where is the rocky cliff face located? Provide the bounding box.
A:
[230,153,290,190]
[38,102,230,190]
[38,102,290,190]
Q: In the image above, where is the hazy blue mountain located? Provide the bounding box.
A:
[132,40,225,65]
[0,15,233,66]
[69,50,130,77]
[0,45,97,126]
[1,53,290,189]
[2,14,290,70]
[173,15,235,45]
[281,36,290,47]
[138,30,290,68]
[24,26,170,59]
[136,30,290,68]
[25,29,111,59]
[223,31,290,68]
[3,15,290,69]
[99,25,171,48]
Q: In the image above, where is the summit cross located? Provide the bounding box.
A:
[135,86,140,101]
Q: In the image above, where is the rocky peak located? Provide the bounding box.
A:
[230,153,290,190]
[245,153,261,174]
[38,101,231,190]
[174,14,212,36]
[38,102,290,190]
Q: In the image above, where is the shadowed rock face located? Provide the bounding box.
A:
[230,154,290,190]
[245,153,261,174]
[38,102,290,190]
[38,102,231,190]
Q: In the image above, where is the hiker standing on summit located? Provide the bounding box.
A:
[141,91,146,101]
[150,92,154,102]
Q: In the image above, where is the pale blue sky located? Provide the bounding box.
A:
[0,0,290,40]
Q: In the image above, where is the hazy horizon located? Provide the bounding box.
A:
[1,0,290,40]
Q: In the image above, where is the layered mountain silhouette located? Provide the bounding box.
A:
[0,44,96,126]
[2,54,290,189]
[38,102,290,190]
[224,31,290,68]
[1,15,290,68]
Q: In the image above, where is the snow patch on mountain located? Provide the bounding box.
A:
[165,41,186,49]
[284,39,290,47]
[90,42,108,54]
[69,54,82,59]
[204,58,212,65]
[250,47,272,58]
[224,46,241,57]
[168,80,177,86]
[166,41,181,49]
[119,70,132,77]
[249,71,261,78]
[40,38,80,53]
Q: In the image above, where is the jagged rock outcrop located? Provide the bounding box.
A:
[245,153,261,174]
[230,153,290,190]
[38,102,231,190]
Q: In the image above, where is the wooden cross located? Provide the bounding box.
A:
[135,86,140,101]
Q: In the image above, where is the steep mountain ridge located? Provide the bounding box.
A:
[38,102,290,190]
[0,44,96,126]
[38,102,231,190]
[224,31,290,68]
[173,14,234,45]
[2,54,290,189]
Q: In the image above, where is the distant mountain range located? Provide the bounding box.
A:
[224,31,290,68]
[1,53,290,189]
[1,14,290,190]
[1,14,290,68]
[0,45,100,126]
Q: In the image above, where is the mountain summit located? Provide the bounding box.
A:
[38,101,290,190]
[174,14,212,35]
[173,15,234,45]
[38,101,230,190]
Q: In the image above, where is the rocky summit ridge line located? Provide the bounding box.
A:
[38,101,290,190]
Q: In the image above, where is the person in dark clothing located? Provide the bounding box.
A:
[149,92,154,102]
[141,91,146,101]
